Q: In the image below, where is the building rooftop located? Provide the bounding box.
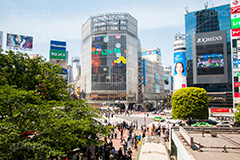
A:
[172,127,240,160]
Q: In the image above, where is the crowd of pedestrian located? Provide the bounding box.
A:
[57,111,170,160]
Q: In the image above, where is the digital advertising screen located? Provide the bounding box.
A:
[193,30,227,84]
[7,33,33,50]
[196,44,224,75]
[91,35,126,90]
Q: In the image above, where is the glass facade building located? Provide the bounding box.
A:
[81,13,142,108]
[185,4,232,108]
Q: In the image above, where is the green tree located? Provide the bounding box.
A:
[0,51,110,159]
[0,50,69,101]
[171,87,209,120]
[234,103,240,122]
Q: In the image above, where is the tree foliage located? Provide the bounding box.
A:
[0,51,110,159]
[171,87,209,120]
[234,103,240,122]
[0,50,69,101]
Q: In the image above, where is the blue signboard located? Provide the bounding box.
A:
[50,40,66,51]
[143,59,146,85]
[59,68,68,84]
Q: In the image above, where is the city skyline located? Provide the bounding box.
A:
[0,0,228,65]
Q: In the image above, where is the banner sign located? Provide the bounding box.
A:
[50,40,66,51]
[212,108,231,113]
[234,82,240,87]
[143,59,146,85]
[232,28,240,38]
[231,5,240,14]
[231,17,240,29]
[231,0,240,7]
[50,50,66,59]
[164,75,170,90]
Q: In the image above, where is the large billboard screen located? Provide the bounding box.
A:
[192,30,228,84]
[173,51,186,91]
[196,44,224,75]
[91,35,126,90]
[7,33,33,50]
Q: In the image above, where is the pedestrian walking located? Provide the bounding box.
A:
[111,132,113,139]
[127,148,132,160]
[122,140,128,155]
[115,131,117,139]
[117,147,123,160]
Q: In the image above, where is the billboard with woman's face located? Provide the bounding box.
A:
[173,51,187,91]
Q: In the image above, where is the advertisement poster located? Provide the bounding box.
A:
[155,73,160,93]
[173,51,187,91]
[164,75,170,90]
[7,33,33,50]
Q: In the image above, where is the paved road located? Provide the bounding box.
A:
[116,112,172,128]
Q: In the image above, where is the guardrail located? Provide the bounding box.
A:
[179,126,194,147]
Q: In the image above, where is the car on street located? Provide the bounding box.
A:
[152,116,164,122]
[216,121,232,127]
[204,119,217,125]
[185,119,197,126]
[165,116,181,124]
[156,109,164,114]
[192,122,212,127]
[231,121,240,127]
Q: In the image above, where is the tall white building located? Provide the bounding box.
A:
[142,48,164,109]
[80,13,142,109]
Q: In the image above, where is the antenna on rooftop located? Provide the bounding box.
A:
[204,2,208,9]
[185,7,189,14]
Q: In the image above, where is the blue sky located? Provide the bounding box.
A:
[0,0,229,65]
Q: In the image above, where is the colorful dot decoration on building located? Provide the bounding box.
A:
[112,56,126,66]
[92,35,127,68]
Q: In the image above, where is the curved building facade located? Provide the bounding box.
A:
[81,13,142,109]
